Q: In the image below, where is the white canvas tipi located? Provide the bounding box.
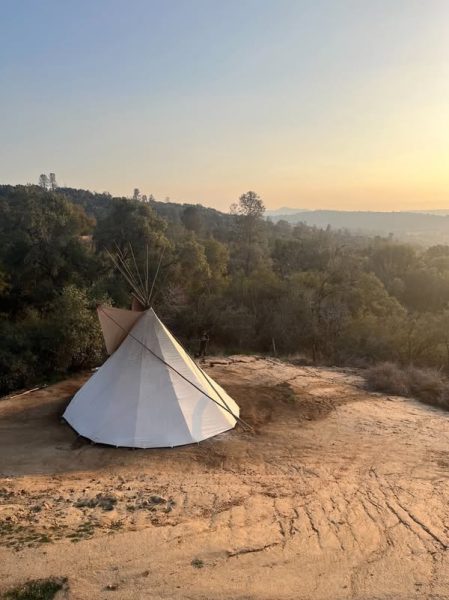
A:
[63,306,240,448]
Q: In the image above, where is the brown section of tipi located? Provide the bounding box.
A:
[131,296,146,311]
[97,306,143,355]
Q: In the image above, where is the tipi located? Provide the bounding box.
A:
[63,305,241,448]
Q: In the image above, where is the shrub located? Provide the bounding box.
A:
[407,366,448,408]
[364,362,409,396]
[191,558,204,569]
[0,286,105,397]
[0,320,38,396]
[365,362,449,409]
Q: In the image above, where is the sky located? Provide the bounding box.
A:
[1,0,449,211]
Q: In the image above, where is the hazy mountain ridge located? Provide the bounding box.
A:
[266,207,449,216]
[266,209,449,244]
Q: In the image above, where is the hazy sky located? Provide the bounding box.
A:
[1,0,448,211]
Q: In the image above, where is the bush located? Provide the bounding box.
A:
[0,320,38,396]
[364,362,409,396]
[365,362,449,409]
[0,286,104,397]
[407,366,448,408]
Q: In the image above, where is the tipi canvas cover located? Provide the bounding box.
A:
[63,306,240,448]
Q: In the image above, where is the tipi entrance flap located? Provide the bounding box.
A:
[98,305,143,355]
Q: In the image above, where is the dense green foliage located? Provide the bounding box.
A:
[2,184,449,395]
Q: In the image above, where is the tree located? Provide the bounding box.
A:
[204,238,229,280]
[368,242,417,293]
[43,285,103,372]
[39,174,49,189]
[230,190,265,221]
[93,197,167,256]
[0,186,95,314]
[49,173,57,190]
[181,205,204,234]
[230,191,266,275]
[92,198,170,307]
[132,188,141,201]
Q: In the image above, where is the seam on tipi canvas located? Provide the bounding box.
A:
[134,310,192,445]
[133,313,148,445]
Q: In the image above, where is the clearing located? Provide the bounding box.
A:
[1,357,449,599]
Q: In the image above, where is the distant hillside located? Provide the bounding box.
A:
[265,206,310,217]
[57,191,449,244]
[4,184,449,246]
[57,186,232,228]
[266,207,449,217]
[412,209,449,216]
[266,209,449,245]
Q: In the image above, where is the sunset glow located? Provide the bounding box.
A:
[1,0,449,210]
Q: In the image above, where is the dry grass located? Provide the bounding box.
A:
[191,558,204,569]
[407,366,449,408]
[365,362,449,409]
[364,362,409,396]
[284,353,314,367]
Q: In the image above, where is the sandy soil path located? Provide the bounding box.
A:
[1,357,449,599]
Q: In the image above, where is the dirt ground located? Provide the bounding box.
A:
[1,356,449,600]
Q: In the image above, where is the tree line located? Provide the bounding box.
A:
[1,183,449,395]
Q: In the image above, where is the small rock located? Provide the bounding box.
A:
[105,583,118,591]
[149,495,166,504]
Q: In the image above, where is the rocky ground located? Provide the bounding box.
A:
[1,357,449,599]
